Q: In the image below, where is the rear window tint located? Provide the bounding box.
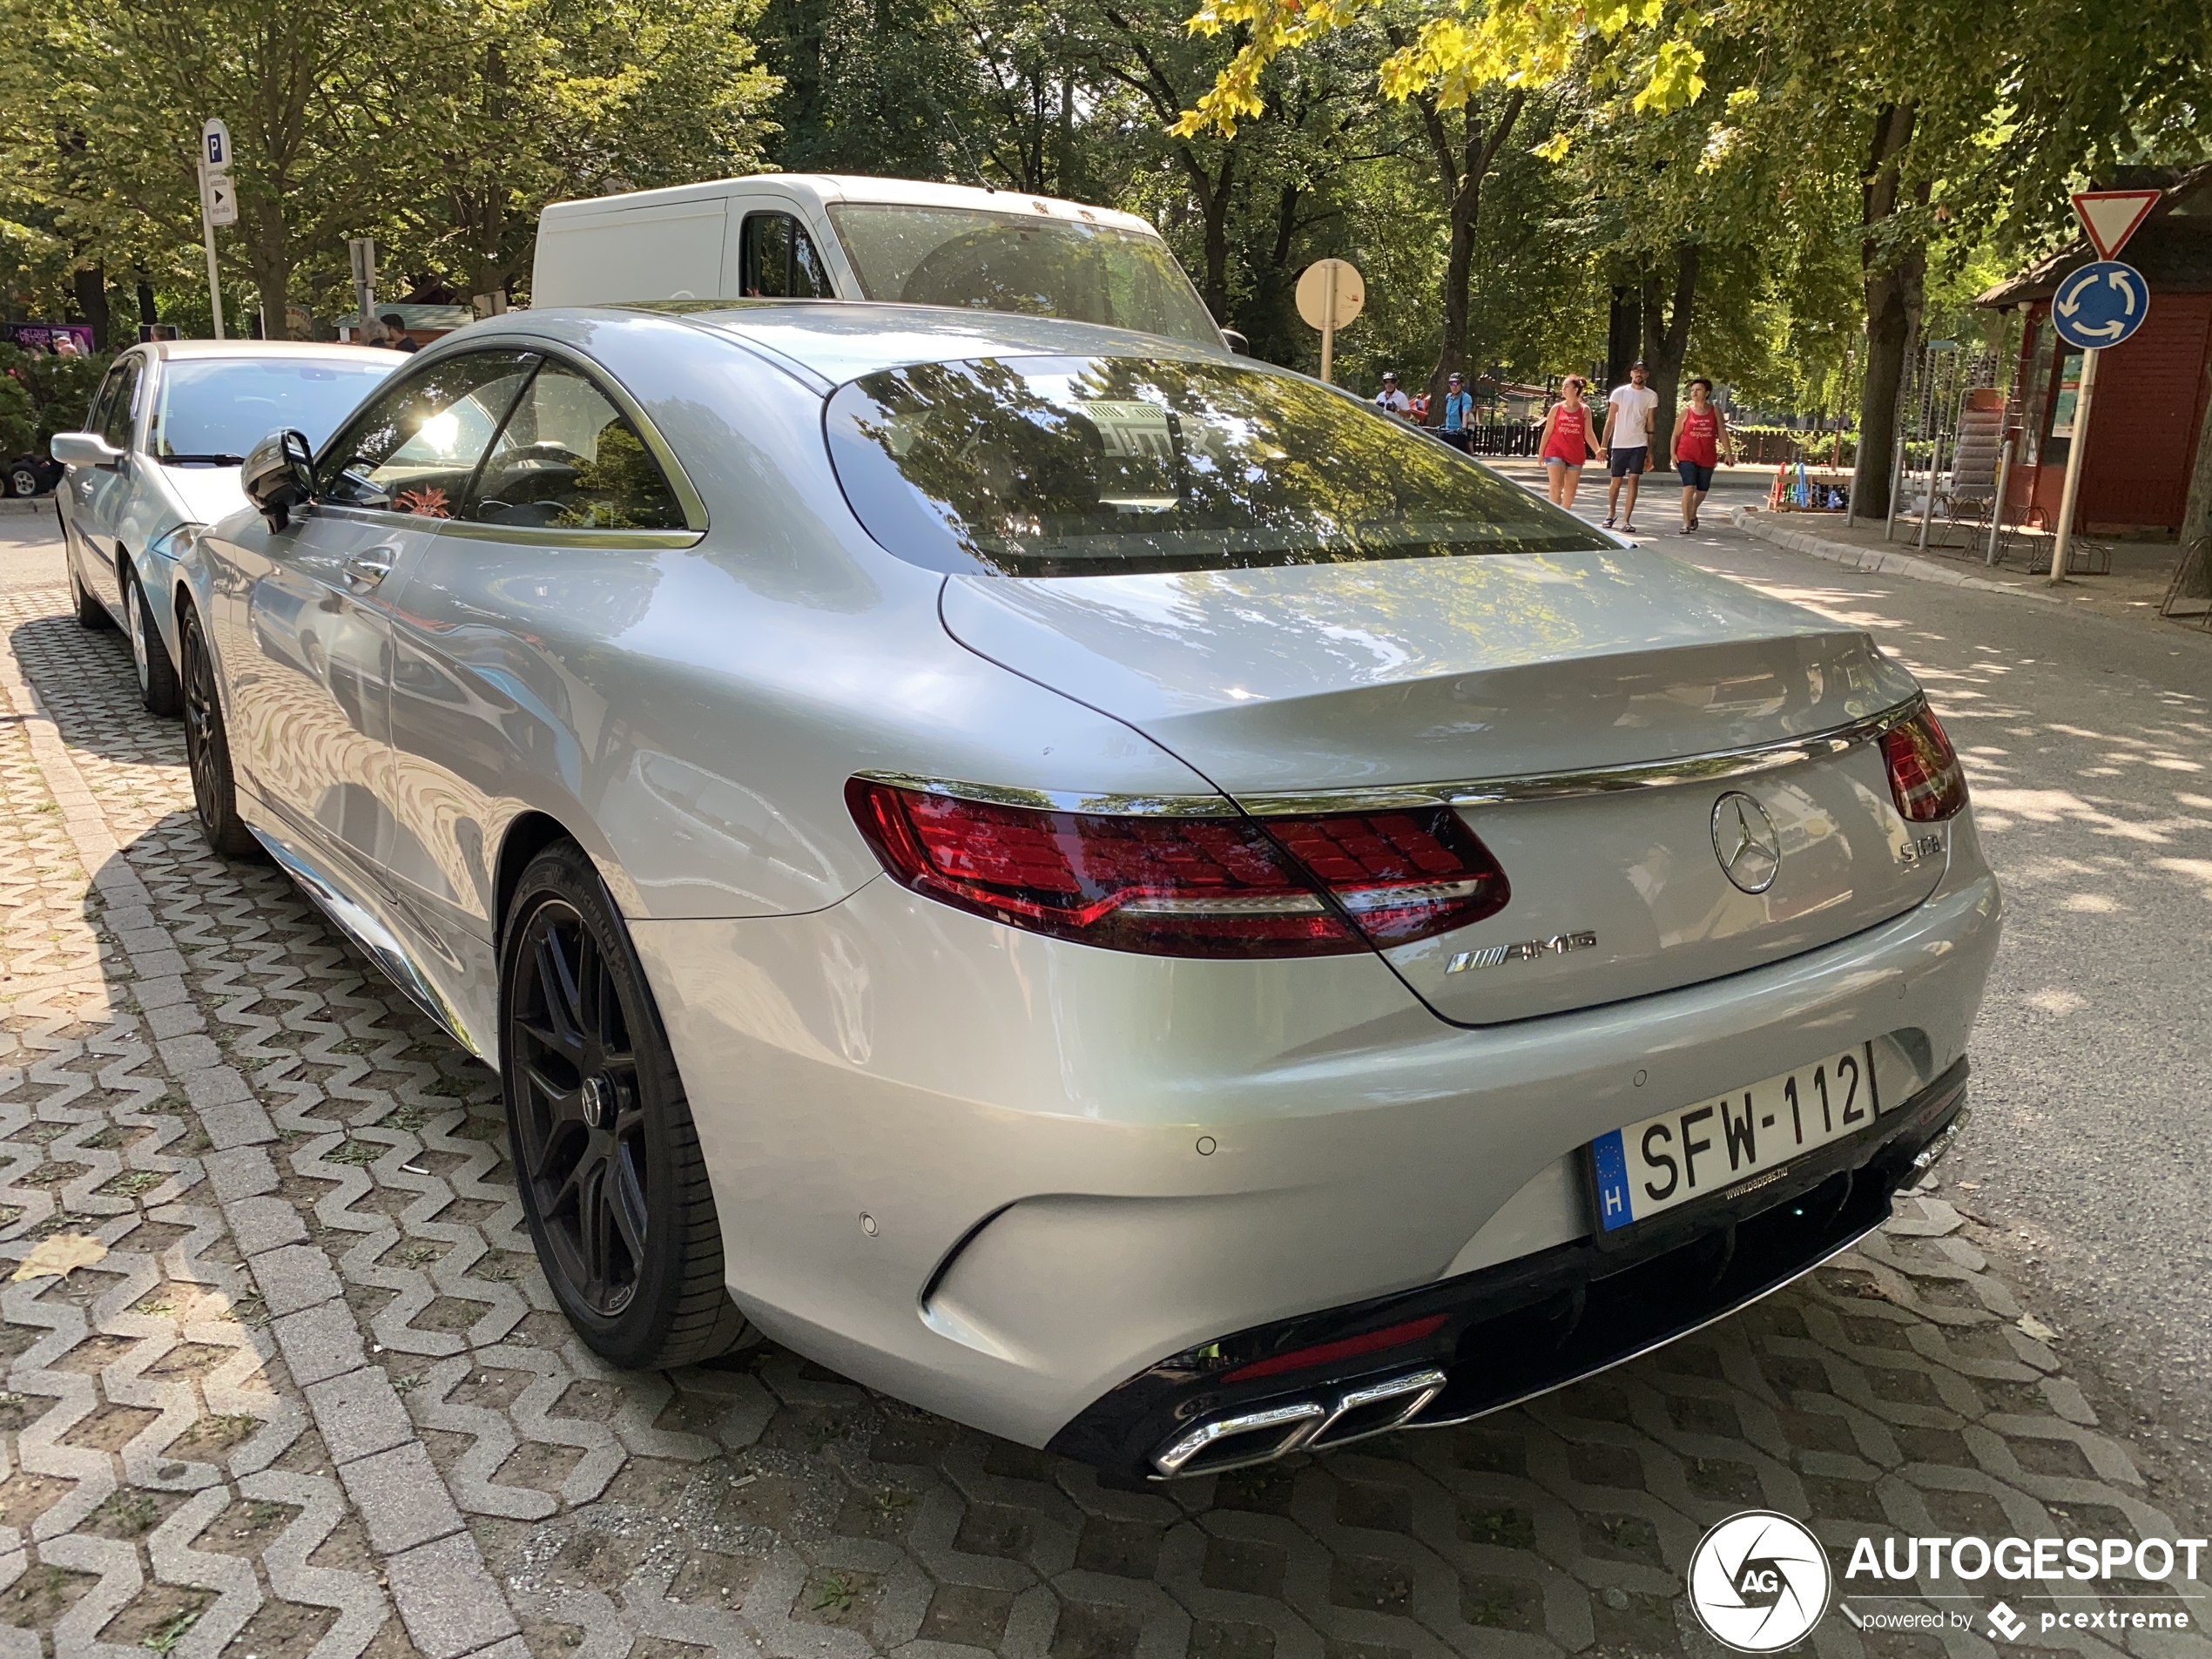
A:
[826,354,1611,577]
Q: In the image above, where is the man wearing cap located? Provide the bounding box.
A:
[1439,372,1475,451]
[1372,372,1413,419]
[1601,361,1659,532]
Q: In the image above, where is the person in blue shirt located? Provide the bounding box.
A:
[1439,372,1475,451]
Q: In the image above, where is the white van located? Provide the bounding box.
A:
[530,174,1234,350]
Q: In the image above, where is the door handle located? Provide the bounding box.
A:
[342,550,396,590]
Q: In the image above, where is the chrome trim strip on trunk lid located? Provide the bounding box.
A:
[855,695,1925,819]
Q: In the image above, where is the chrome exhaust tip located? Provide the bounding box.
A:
[1151,1367,1449,1479]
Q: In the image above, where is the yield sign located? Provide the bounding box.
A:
[2071,190,2161,260]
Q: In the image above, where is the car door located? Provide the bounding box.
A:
[382,354,699,958]
[72,353,144,610]
[219,349,540,887]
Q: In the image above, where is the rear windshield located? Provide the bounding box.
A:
[825,205,1221,347]
[826,355,1613,577]
[152,357,394,462]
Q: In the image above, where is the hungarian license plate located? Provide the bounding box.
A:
[1588,1042,1882,1234]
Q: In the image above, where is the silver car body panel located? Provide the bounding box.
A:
[177,304,2000,1452]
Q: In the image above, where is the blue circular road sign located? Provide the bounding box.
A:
[2050,260,2150,350]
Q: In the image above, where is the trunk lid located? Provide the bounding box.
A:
[940,550,1939,1022]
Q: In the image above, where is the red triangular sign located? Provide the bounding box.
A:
[2071,190,2161,260]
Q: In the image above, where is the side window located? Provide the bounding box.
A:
[86,366,125,435]
[463,361,686,530]
[100,358,143,448]
[316,351,539,516]
[739,212,833,299]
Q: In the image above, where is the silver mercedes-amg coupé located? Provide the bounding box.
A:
[168,303,1998,1479]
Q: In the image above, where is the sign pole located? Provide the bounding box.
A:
[2049,345,2100,583]
[1320,263,1337,386]
[199,179,225,341]
[1986,436,2013,565]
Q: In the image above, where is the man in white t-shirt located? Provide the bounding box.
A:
[1372,371,1413,418]
[1601,362,1660,533]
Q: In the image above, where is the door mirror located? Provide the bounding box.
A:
[1219,328,1251,356]
[242,428,316,529]
[50,431,124,469]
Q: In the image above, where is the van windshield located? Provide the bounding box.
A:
[826,354,1612,577]
[825,204,1222,347]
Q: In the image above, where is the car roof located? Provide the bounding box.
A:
[134,340,395,366]
[541,174,1162,240]
[592,300,1231,388]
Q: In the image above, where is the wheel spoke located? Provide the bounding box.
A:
[516,1013,585,1069]
[609,1148,648,1269]
[537,926,586,1049]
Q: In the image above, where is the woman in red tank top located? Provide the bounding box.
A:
[1537,376,1602,508]
[1669,376,1730,533]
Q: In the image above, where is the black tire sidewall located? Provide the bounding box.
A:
[179,604,256,855]
[498,844,699,1368]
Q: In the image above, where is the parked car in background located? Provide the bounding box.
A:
[51,341,397,714]
[532,174,1242,351]
[6,452,61,497]
[172,301,1995,1480]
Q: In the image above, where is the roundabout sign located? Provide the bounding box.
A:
[2050,259,2150,351]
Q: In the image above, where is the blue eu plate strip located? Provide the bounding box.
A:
[1591,1130,1635,1231]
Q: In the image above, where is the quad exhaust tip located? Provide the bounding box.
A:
[1151,1367,1449,1479]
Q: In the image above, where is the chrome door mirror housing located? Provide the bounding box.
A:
[241,428,316,529]
[50,430,124,469]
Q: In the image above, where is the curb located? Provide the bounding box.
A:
[0,496,57,516]
[1730,507,2060,603]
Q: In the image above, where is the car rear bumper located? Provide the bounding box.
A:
[1049,1056,1970,1479]
[631,832,1998,1452]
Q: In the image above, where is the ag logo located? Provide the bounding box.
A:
[1687,1511,1832,1651]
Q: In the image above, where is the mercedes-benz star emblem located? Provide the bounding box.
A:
[1687,1510,1832,1651]
[1711,791,1782,894]
[581,1075,614,1131]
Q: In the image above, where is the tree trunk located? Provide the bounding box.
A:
[1201,155,1234,321]
[1607,283,1641,388]
[1851,100,1920,521]
[1640,243,1700,462]
[71,266,111,351]
[2166,371,2212,610]
[1420,90,1525,409]
[137,278,158,338]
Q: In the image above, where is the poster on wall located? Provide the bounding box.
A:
[2049,351,2085,439]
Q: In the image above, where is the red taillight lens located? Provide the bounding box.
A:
[1881,707,1968,821]
[846,779,1509,958]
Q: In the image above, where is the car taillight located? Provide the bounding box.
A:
[1881,707,1968,821]
[845,779,1509,958]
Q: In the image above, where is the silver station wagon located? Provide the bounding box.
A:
[165,303,1998,1479]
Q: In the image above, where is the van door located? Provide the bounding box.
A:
[532,199,730,306]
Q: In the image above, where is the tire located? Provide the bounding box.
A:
[69,551,114,631]
[123,564,183,718]
[7,466,37,499]
[499,840,751,1370]
[178,602,266,860]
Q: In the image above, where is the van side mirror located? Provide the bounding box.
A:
[51,431,124,469]
[242,428,316,529]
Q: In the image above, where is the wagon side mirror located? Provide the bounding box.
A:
[50,431,124,469]
[241,428,315,529]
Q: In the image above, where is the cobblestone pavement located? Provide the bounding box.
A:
[0,584,2203,1659]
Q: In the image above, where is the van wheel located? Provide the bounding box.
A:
[500,840,752,1370]
[179,603,265,860]
[123,567,182,717]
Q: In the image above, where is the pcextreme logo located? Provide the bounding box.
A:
[1683,1521,2208,1646]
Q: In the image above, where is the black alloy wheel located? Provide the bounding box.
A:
[177,603,264,859]
[500,841,751,1369]
[123,567,182,717]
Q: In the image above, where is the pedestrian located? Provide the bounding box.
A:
[1440,371,1474,452]
[381,313,419,353]
[1536,375,1601,507]
[1669,376,1730,534]
[1601,361,1658,533]
[1372,371,1411,419]
[1408,386,1430,425]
